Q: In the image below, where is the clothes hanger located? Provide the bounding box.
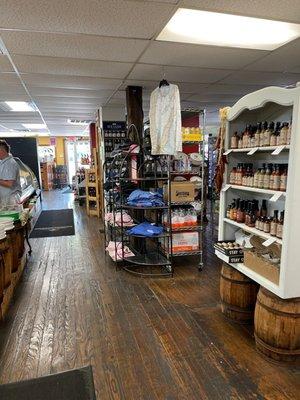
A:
[159,68,169,88]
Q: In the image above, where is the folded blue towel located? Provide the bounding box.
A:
[127,189,165,207]
[127,222,164,237]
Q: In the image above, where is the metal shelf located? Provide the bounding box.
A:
[166,225,202,232]
[163,249,202,257]
[121,205,169,210]
[228,145,290,154]
[125,250,171,266]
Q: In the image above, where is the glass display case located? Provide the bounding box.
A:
[15,157,39,204]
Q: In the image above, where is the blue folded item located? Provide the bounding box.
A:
[127,222,164,237]
[127,189,165,207]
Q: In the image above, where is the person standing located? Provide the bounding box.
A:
[0,140,21,207]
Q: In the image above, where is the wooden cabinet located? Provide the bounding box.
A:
[40,162,54,191]
[217,86,300,299]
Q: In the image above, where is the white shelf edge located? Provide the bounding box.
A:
[228,185,286,196]
[223,218,283,245]
[215,250,281,296]
[228,145,290,153]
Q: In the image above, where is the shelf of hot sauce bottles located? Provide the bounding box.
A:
[229,163,287,192]
[226,198,284,240]
[230,121,291,149]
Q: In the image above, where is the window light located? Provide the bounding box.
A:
[22,123,47,130]
[157,8,300,50]
[5,101,36,112]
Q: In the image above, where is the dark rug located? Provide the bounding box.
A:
[30,209,75,238]
[0,366,96,400]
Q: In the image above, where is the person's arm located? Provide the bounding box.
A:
[0,179,15,188]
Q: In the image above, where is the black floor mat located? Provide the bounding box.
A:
[30,209,75,238]
[0,366,96,400]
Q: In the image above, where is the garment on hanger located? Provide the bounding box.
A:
[149,83,182,155]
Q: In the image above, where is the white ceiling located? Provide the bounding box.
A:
[1,0,300,136]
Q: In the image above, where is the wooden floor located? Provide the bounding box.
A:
[0,191,299,399]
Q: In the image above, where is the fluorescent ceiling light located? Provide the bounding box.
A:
[157,8,300,50]
[67,119,91,126]
[5,101,36,112]
[22,123,47,130]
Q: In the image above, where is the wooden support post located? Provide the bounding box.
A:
[126,86,144,144]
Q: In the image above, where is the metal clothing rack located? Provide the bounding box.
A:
[103,109,206,274]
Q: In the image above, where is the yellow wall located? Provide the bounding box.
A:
[38,137,66,165]
[55,137,65,165]
[38,137,50,146]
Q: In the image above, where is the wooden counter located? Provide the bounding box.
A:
[0,219,29,321]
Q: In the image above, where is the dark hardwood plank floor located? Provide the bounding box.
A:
[0,190,299,399]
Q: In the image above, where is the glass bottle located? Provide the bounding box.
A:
[276,211,284,238]
[236,200,245,223]
[230,167,237,184]
[263,164,271,190]
[264,121,274,146]
[231,132,238,149]
[226,205,231,219]
[260,199,268,218]
[263,218,271,233]
[271,122,280,146]
[269,164,274,189]
[238,136,243,149]
[229,200,236,220]
[273,164,281,191]
[253,168,260,188]
[255,123,261,147]
[258,164,265,188]
[242,125,249,148]
[279,122,289,146]
[270,210,278,236]
[260,121,268,147]
[250,126,256,148]
[280,165,288,192]
[248,203,256,228]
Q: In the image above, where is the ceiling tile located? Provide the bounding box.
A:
[128,64,232,83]
[12,55,133,78]
[20,74,122,90]
[204,83,265,95]
[28,87,114,99]
[0,0,174,39]
[220,70,300,86]
[140,41,267,69]
[1,31,148,62]
[245,38,300,73]
[181,0,300,24]
[0,55,14,72]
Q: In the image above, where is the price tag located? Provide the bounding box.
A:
[272,145,285,155]
[247,147,258,155]
[270,192,283,202]
[221,184,231,192]
[262,237,277,247]
[224,149,232,155]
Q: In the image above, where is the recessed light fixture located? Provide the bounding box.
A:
[67,119,92,126]
[22,123,47,130]
[5,101,36,112]
[157,8,300,50]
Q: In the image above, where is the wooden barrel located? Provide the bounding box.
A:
[254,288,300,364]
[6,229,18,273]
[220,263,259,323]
[0,238,10,289]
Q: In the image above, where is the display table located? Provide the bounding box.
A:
[0,214,30,321]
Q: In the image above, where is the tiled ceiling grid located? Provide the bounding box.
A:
[1,0,300,135]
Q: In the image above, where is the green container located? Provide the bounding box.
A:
[0,211,20,221]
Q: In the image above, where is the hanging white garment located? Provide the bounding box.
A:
[149,84,182,155]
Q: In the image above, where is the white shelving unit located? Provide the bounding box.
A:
[217,86,300,299]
